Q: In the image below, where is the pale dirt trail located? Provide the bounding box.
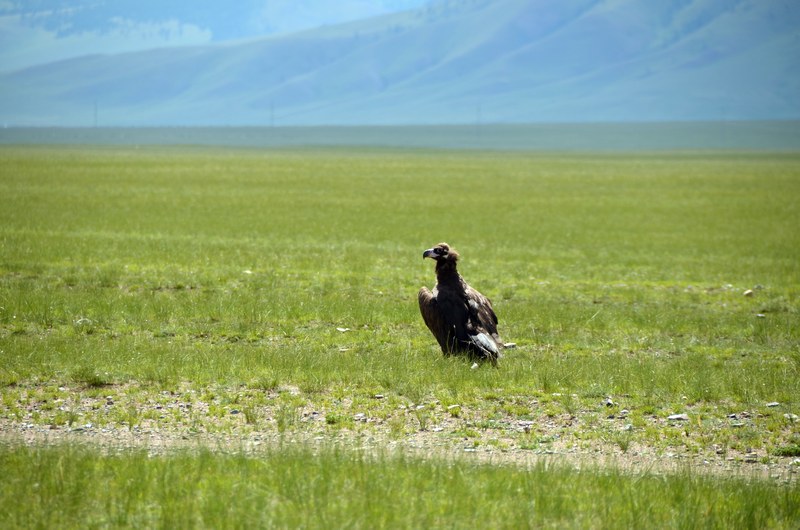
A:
[2,415,797,484]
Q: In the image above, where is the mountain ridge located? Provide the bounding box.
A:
[2,0,798,126]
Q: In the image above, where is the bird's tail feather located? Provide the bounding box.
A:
[469,333,500,365]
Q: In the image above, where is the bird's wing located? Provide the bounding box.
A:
[436,286,501,362]
[421,285,501,364]
[419,287,452,352]
[465,286,502,344]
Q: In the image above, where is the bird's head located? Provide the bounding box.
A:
[422,242,459,262]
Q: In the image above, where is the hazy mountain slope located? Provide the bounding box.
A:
[1,0,798,125]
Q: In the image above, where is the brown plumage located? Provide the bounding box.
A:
[418,243,504,365]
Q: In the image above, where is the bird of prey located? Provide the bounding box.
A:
[418,242,505,365]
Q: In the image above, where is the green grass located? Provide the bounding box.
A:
[1,444,797,529]
[1,146,799,526]
[1,148,797,389]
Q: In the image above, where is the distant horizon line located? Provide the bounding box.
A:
[4,119,800,129]
[3,120,799,152]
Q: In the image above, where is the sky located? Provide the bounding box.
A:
[0,0,431,72]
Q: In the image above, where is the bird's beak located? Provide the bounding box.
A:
[422,249,436,259]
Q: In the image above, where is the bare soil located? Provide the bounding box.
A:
[2,382,798,483]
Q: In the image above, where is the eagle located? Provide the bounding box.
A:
[418,242,505,366]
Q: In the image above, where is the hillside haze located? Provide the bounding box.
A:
[2,0,799,126]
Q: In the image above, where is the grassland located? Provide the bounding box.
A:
[1,146,799,527]
[2,444,798,529]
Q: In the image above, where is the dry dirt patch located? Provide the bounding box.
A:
[1,381,798,483]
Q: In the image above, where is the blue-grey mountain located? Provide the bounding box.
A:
[2,0,798,126]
